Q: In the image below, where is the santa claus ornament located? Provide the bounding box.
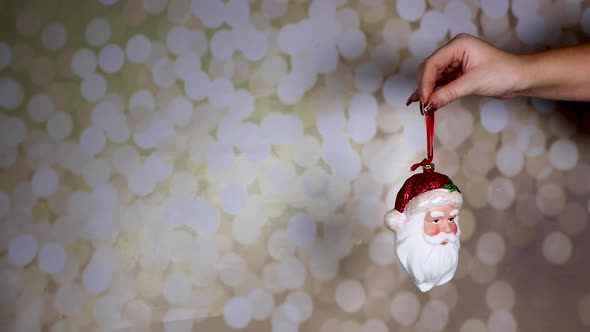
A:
[384,103,463,292]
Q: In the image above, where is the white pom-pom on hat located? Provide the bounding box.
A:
[384,209,406,232]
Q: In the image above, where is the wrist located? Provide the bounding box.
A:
[511,53,538,97]
[514,54,542,97]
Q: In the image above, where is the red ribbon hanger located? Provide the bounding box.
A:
[410,102,435,172]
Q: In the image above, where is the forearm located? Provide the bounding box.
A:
[517,44,590,101]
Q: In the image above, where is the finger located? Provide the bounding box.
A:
[418,34,468,103]
[426,74,474,111]
[405,91,420,106]
[434,67,463,88]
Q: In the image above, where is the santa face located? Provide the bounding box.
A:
[423,205,460,244]
[394,205,461,292]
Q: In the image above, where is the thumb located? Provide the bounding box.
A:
[427,75,475,110]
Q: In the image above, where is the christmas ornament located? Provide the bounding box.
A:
[384,103,464,292]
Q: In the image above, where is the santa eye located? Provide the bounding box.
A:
[449,217,455,223]
[431,219,439,224]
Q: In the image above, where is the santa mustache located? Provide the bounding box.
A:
[423,231,459,246]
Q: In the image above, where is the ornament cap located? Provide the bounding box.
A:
[422,163,435,172]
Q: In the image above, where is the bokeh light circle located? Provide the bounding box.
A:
[390,291,420,326]
[542,231,573,265]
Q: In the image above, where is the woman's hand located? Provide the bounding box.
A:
[406,33,527,112]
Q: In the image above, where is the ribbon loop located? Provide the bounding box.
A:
[410,105,435,172]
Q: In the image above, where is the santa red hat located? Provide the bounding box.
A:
[384,169,462,232]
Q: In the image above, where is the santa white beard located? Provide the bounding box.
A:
[394,211,461,292]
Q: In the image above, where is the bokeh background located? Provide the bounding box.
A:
[1,0,590,331]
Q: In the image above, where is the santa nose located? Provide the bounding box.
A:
[440,221,452,233]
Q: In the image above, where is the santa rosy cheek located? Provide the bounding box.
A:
[424,225,440,236]
[450,223,458,234]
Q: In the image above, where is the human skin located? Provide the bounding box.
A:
[406,33,590,112]
[423,205,459,245]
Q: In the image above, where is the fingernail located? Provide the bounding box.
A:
[430,99,440,111]
[405,96,412,106]
[425,102,438,114]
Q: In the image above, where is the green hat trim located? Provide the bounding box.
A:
[442,182,458,192]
